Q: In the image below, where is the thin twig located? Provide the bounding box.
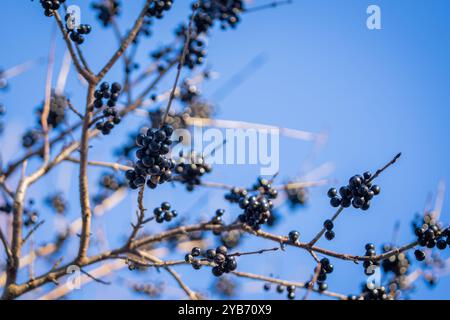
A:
[22,220,45,245]
[161,7,198,126]
[97,0,153,80]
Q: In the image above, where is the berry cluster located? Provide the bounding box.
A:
[379,244,412,299]
[38,0,66,17]
[146,0,173,19]
[211,208,225,225]
[323,219,335,241]
[94,82,122,135]
[175,151,212,191]
[92,0,121,27]
[185,38,207,69]
[37,92,67,129]
[45,193,68,215]
[125,124,175,189]
[362,243,380,275]
[0,103,5,135]
[286,285,296,299]
[66,22,92,45]
[224,187,248,203]
[193,0,244,33]
[153,202,178,223]
[252,177,279,198]
[237,195,275,231]
[185,245,238,276]
[285,184,309,208]
[361,283,390,300]
[327,171,380,210]
[227,178,278,231]
[22,129,41,148]
[414,214,449,258]
[209,246,238,276]
[316,258,334,289]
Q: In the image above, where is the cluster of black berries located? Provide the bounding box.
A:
[362,243,380,275]
[381,243,410,277]
[263,282,296,300]
[146,0,173,19]
[153,202,178,223]
[22,129,41,148]
[413,215,449,259]
[91,0,121,27]
[323,219,335,241]
[67,22,92,45]
[208,246,238,276]
[225,187,248,203]
[252,177,279,198]
[285,185,309,209]
[45,193,68,215]
[125,124,175,189]
[175,151,212,191]
[379,245,412,299]
[229,178,278,231]
[94,82,122,135]
[211,208,225,225]
[327,172,380,210]
[193,0,244,33]
[316,258,333,290]
[361,283,390,300]
[185,39,207,69]
[0,103,5,135]
[174,24,207,69]
[36,92,67,129]
[185,245,238,276]
[38,0,66,17]
[237,195,275,231]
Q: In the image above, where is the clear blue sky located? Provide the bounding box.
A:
[0,0,449,299]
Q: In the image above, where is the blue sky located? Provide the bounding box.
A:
[0,1,449,299]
